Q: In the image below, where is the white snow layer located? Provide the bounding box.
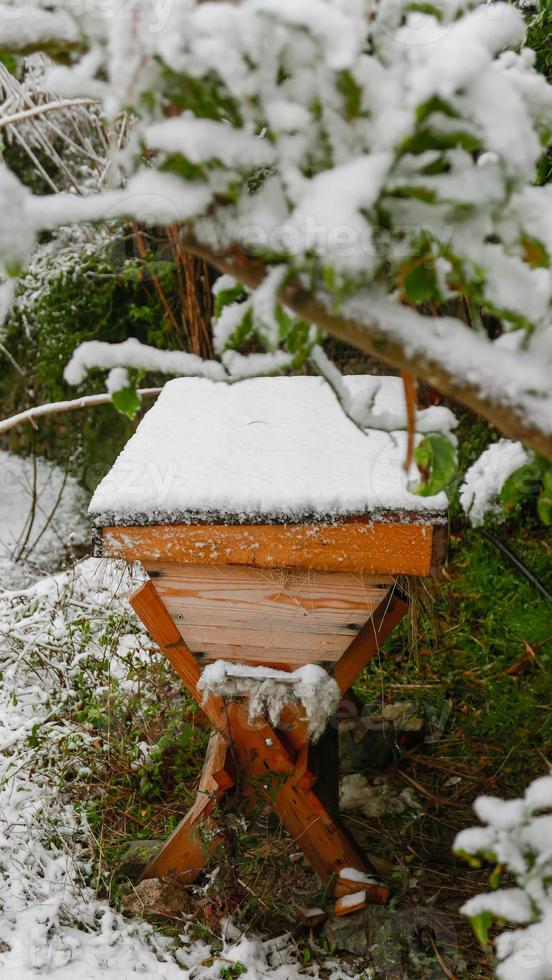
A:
[197,660,340,742]
[89,375,449,524]
[0,558,348,980]
[0,450,88,587]
[459,439,531,526]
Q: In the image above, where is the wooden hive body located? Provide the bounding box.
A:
[93,377,450,891]
[145,563,391,670]
[100,516,446,672]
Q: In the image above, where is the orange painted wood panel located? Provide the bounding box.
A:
[147,563,389,668]
[102,520,438,574]
[149,563,390,634]
[333,590,409,693]
[141,731,231,883]
[180,626,348,655]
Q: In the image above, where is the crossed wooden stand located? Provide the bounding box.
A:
[93,512,447,903]
[131,580,407,895]
[130,578,408,898]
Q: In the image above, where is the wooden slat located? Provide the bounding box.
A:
[195,645,337,667]
[179,624,349,653]
[102,519,438,575]
[335,892,368,916]
[335,875,389,904]
[150,564,389,635]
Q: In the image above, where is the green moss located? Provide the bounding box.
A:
[356,525,552,793]
[0,233,206,489]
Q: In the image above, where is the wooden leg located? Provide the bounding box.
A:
[140,731,234,883]
[333,588,409,694]
[130,581,391,894]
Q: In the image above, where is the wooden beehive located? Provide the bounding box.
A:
[93,376,448,673]
[93,375,450,891]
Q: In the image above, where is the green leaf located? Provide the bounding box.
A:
[0,51,17,75]
[416,95,458,124]
[402,261,439,304]
[500,459,543,507]
[522,236,550,269]
[413,434,457,496]
[488,864,503,890]
[402,126,481,156]
[214,283,248,317]
[537,468,552,524]
[111,385,142,419]
[407,2,442,16]
[470,910,494,948]
[337,70,363,119]
[158,154,207,182]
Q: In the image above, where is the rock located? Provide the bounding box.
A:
[339,773,420,818]
[116,840,161,882]
[381,702,425,733]
[339,718,394,773]
[339,703,426,774]
[322,906,388,955]
[121,877,191,918]
[324,903,462,975]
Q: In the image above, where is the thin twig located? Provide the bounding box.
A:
[0,388,162,436]
[0,98,96,130]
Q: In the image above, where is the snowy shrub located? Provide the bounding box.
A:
[0,558,338,979]
[455,774,552,980]
[0,0,551,492]
[0,449,87,585]
[460,440,552,525]
[460,440,532,525]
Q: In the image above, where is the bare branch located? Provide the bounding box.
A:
[0,388,161,436]
[0,98,97,131]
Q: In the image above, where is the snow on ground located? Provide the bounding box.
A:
[0,450,88,588]
[0,557,352,979]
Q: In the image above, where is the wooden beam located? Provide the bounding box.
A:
[141,731,233,882]
[103,521,438,575]
[333,589,410,694]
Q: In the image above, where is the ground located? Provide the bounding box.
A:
[0,476,549,979]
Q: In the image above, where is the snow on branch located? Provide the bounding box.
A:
[0,388,162,436]
[0,97,96,130]
[64,338,228,386]
[183,238,552,458]
[456,774,552,979]
[460,440,532,525]
[0,0,551,460]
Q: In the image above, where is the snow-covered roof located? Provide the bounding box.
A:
[89,376,449,527]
